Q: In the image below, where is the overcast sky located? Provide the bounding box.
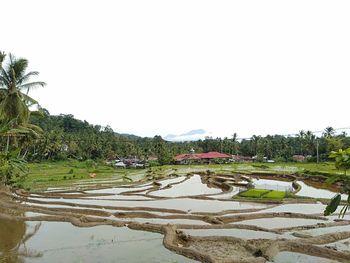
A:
[2,1,350,139]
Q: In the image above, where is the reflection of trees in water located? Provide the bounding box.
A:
[0,214,42,263]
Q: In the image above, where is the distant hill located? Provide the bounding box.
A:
[165,129,209,142]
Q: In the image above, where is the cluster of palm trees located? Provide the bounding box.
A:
[0,51,45,184]
[0,52,46,153]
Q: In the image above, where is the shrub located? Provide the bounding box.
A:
[148,160,160,167]
[0,154,28,186]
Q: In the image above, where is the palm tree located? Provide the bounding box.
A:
[0,53,46,153]
[0,53,46,124]
[232,132,237,155]
[0,51,6,69]
[304,130,316,156]
[323,126,335,138]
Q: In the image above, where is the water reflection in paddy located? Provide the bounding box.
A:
[319,237,350,252]
[121,218,210,225]
[81,195,153,201]
[210,187,240,199]
[84,184,153,195]
[232,218,325,229]
[27,197,268,213]
[296,181,347,200]
[301,225,350,236]
[9,221,198,263]
[259,203,327,214]
[271,251,338,263]
[152,174,222,197]
[183,228,282,239]
[158,176,187,187]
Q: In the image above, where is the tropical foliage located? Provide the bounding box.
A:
[0,51,45,185]
[2,110,345,164]
[329,148,350,175]
[324,148,350,217]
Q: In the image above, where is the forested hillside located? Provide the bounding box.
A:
[26,112,350,164]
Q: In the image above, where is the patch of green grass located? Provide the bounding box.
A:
[21,160,119,190]
[239,188,286,200]
[239,189,270,198]
[264,190,285,199]
[252,164,269,169]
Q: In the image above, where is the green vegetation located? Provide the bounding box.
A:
[0,153,28,186]
[263,190,286,199]
[239,189,270,198]
[324,194,342,216]
[239,188,286,200]
[0,51,45,185]
[329,148,350,175]
[324,148,350,217]
[6,109,350,166]
[23,160,118,190]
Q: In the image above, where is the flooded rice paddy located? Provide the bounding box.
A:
[1,172,350,262]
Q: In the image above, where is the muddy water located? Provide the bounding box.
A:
[123,218,210,225]
[210,187,240,199]
[252,178,293,191]
[301,225,350,236]
[232,218,326,229]
[271,252,339,263]
[0,216,26,262]
[320,237,350,252]
[152,174,222,197]
[26,197,268,213]
[158,176,187,187]
[296,181,348,200]
[4,221,198,263]
[259,203,327,214]
[84,184,153,194]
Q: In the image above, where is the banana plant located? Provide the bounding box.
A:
[324,148,350,217]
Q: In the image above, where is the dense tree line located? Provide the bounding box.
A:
[8,112,347,164]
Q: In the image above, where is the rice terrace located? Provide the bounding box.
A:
[2,160,350,263]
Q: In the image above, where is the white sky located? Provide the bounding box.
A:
[2,1,350,138]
